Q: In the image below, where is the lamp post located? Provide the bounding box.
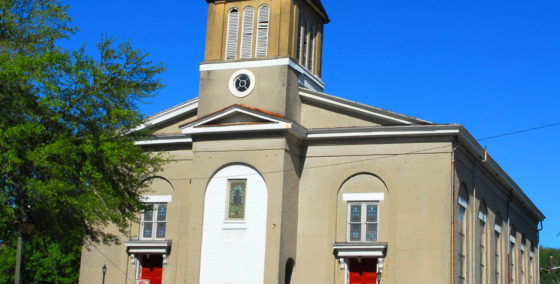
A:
[14,209,34,284]
[102,264,107,284]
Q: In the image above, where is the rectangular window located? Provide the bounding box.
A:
[528,253,533,284]
[227,179,247,220]
[495,231,501,284]
[347,202,378,242]
[458,204,467,284]
[510,242,515,284]
[141,203,167,240]
[520,248,525,284]
[480,220,486,284]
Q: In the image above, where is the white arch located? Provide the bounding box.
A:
[199,163,268,284]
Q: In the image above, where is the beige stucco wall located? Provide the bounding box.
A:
[301,102,383,129]
[78,148,193,284]
[293,139,454,284]
[453,149,540,284]
[79,135,541,284]
[197,65,302,121]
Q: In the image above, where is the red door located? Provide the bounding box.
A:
[140,254,163,284]
[349,258,377,284]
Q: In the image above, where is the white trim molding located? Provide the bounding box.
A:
[458,196,468,208]
[333,242,388,258]
[180,105,307,139]
[141,195,172,203]
[134,98,198,132]
[200,57,325,89]
[343,193,384,201]
[494,224,502,233]
[300,89,432,125]
[134,137,192,146]
[124,240,171,255]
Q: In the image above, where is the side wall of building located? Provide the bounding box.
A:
[454,148,540,284]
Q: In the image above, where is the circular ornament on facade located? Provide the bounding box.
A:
[229,69,255,97]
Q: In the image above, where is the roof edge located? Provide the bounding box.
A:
[299,88,434,125]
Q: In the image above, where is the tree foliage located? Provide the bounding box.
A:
[0,234,81,283]
[541,247,560,283]
[1,0,165,280]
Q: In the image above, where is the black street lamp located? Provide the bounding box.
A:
[14,209,34,284]
[102,264,107,284]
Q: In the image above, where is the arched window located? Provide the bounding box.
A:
[240,6,254,59]
[296,14,303,63]
[479,201,488,284]
[457,187,468,284]
[520,235,526,284]
[307,24,316,72]
[285,258,295,284]
[295,13,316,72]
[510,226,517,284]
[225,8,240,60]
[301,19,308,68]
[255,5,270,57]
[495,213,503,284]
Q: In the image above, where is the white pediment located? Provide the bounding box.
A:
[180,105,305,137]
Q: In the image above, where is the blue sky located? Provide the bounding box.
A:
[62,1,559,247]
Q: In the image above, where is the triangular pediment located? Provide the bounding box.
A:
[180,105,304,137]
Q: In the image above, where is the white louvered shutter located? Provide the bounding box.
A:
[255,5,270,57]
[240,6,254,59]
[225,8,240,60]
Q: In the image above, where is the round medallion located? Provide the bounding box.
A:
[229,69,255,97]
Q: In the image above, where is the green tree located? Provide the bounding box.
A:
[540,247,560,283]
[0,234,81,283]
[1,0,165,281]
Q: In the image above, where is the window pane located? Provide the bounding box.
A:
[157,204,167,221]
[228,180,246,219]
[350,224,361,241]
[366,204,378,222]
[144,208,153,221]
[156,222,166,238]
[350,205,361,222]
[142,222,152,238]
[366,224,378,241]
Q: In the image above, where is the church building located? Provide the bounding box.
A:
[79,0,544,283]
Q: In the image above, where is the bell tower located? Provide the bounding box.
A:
[199,0,329,119]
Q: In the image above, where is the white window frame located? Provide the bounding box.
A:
[346,201,379,242]
[140,203,168,240]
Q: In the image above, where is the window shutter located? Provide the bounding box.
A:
[225,8,240,60]
[255,5,270,57]
[240,7,254,59]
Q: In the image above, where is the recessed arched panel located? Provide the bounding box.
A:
[199,163,267,284]
[142,176,175,195]
[336,173,389,242]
